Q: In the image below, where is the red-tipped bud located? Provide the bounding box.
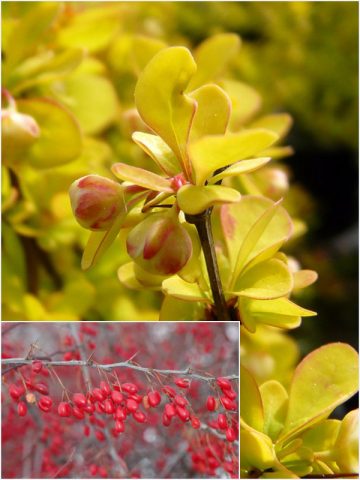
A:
[127,212,192,275]
[2,108,40,162]
[69,175,123,231]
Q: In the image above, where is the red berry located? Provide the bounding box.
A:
[73,393,87,408]
[126,398,138,413]
[206,396,216,411]
[133,410,146,423]
[63,352,73,361]
[226,427,237,442]
[148,390,161,407]
[164,403,176,418]
[95,430,105,442]
[129,393,143,403]
[162,385,176,397]
[38,396,52,412]
[176,405,190,422]
[84,425,90,437]
[220,396,236,411]
[58,402,72,417]
[17,401,27,417]
[34,382,49,395]
[104,399,115,414]
[100,381,111,396]
[115,407,127,420]
[224,388,237,400]
[162,412,171,426]
[98,466,107,478]
[114,420,125,433]
[174,378,189,389]
[175,395,187,407]
[32,360,43,374]
[111,390,123,404]
[191,416,200,429]
[92,388,105,402]
[216,377,232,391]
[72,406,85,419]
[217,413,227,430]
[122,383,138,394]
[89,464,98,476]
[84,401,95,414]
[9,384,23,401]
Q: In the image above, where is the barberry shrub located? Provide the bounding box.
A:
[1,322,239,479]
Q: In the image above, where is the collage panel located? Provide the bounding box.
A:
[1,322,239,479]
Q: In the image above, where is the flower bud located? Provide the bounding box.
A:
[126,212,192,275]
[69,175,123,231]
[254,167,289,200]
[2,109,40,163]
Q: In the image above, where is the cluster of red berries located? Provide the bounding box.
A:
[5,356,238,478]
[189,434,239,478]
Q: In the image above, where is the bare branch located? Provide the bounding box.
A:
[1,357,239,383]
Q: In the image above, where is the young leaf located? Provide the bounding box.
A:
[231,258,293,300]
[81,196,127,271]
[111,163,173,192]
[231,200,284,283]
[240,429,277,472]
[220,196,292,277]
[177,184,241,215]
[132,35,167,73]
[4,3,60,71]
[249,113,293,140]
[189,129,278,186]
[240,297,316,332]
[333,409,359,472]
[59,73,119,135]
[134,47,197,178]
[117,262,163,291]
[188,33,241,90]
[159,296,199,321]
[189,84,231,140]
[17,98,82,168]
[132,132,181,176]
[293,269,318,290]
[208,157,271,184]
[259,380,288,442]
[280,343,359,443]
[241,365,264,432]
[221,79,262,128]
[162,276,210,303]
[57,6,121,52]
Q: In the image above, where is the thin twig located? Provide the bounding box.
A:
[1,357,239,382]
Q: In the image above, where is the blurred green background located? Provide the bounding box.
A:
[2,2,358,338]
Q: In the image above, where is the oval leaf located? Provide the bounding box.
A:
[281,343,359,443]
[17,98,82,168]
[177,184,241,215]
[189,129,278,186]
[81,197,127,271]
[132,131,181,176]
[232,259,293,300]
[209,157,271,184]
[189,84,231,140]
[241,365,264,432]
[111,163,173,193]
[189,33,241,90]
[260,380,288,442]
[135,47,197,178]
[162,276,210,303]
